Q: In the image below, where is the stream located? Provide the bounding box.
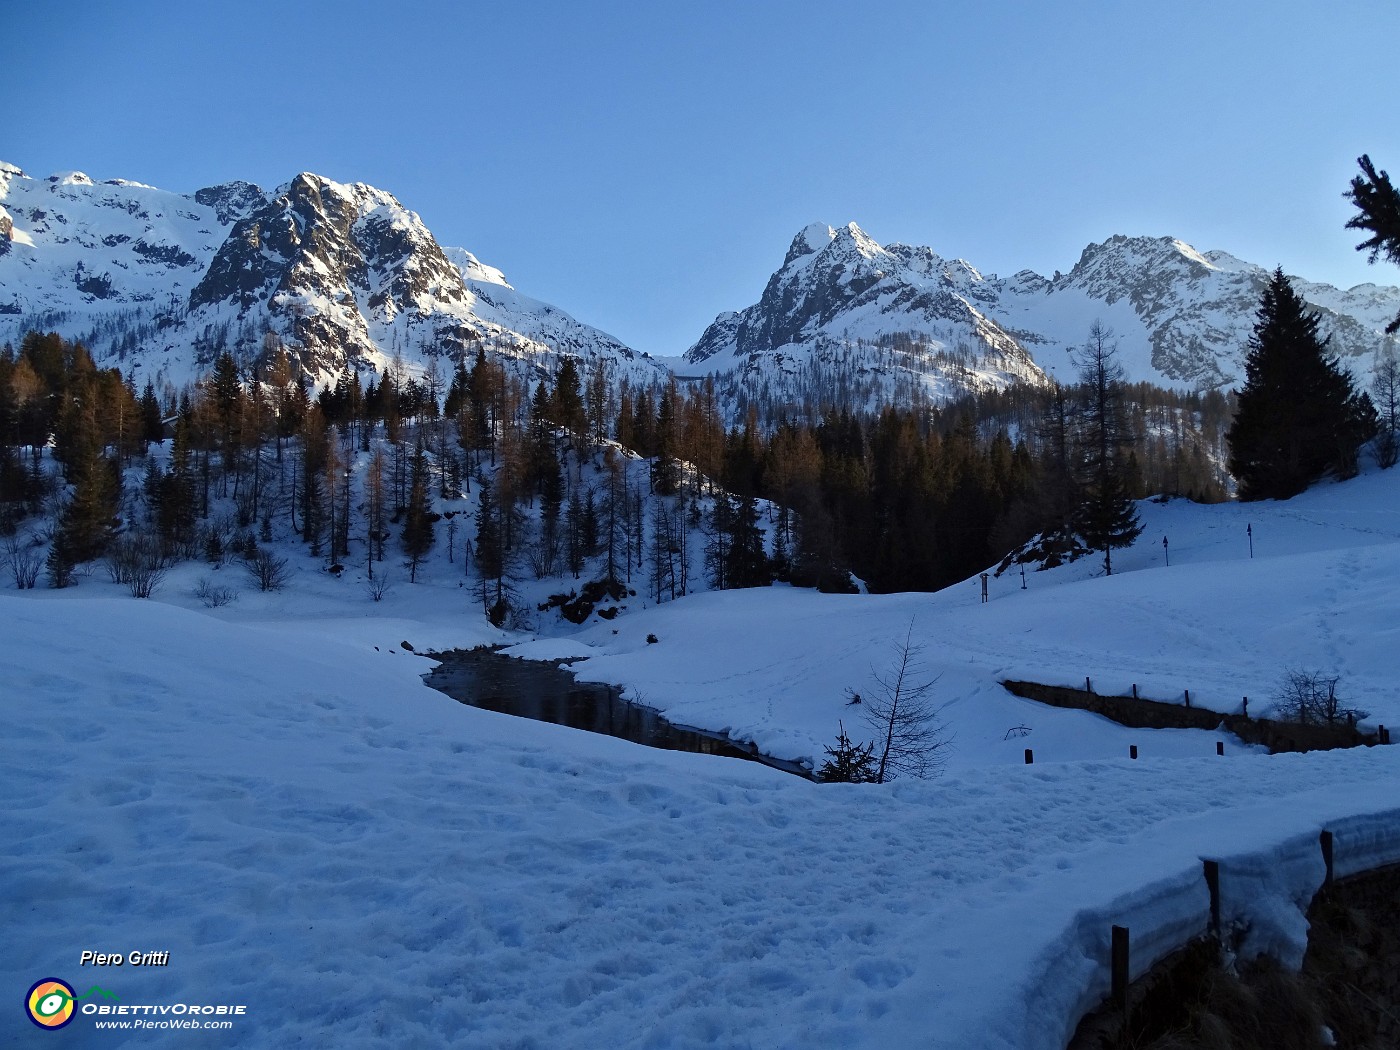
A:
[423,647,813,780]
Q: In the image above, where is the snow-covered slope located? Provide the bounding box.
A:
[7,464,1400,1048]
[686,224,1400,399]
[0,162,664,388]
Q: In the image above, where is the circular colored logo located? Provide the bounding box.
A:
[26,979,76,1030]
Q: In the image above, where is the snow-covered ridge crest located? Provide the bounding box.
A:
[0,161,664,390]
[687,224,1400,398]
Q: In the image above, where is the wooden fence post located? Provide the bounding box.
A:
[1024,748,1034,765]
[1111,925,1130,1028]
[1203,860,1221,939]
[1130,745,1138,760]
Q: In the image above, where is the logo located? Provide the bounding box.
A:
[26,979,76,1030]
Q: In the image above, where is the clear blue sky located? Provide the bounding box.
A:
[7,1,1399,355]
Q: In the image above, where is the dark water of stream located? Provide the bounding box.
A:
[424,648,812,780]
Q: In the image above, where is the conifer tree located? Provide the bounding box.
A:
[551,358,586,449]
[1346,155,1400,333]
[1071,323,1142,574]
[1227,270,1376,500]
[365,446,388,574]
[725,496,770,588]
[474,477,506,620]
[401,441,435,582]
[816,721,878,784]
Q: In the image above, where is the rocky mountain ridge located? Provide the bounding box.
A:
[686,222,1400,405]
[6,159,1399,415]
[0,162,660,391]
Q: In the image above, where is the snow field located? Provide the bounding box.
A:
[4,589,1400,1047]
[6,451,1400,1046]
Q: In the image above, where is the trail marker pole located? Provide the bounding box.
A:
[1247,523,1253,558]
[1162,535,1169,566]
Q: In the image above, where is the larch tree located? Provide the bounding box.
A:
[1071,322,1142,575]
[1371,346,1400,469]
[401,441,435,583]
[858,621,949,783]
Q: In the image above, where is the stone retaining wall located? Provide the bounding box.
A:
[1001,679,1378,754]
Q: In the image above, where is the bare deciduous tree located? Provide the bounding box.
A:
[1272,668,1369,726]
[366,573,391,603]
[3,534,42,589]
[856,620,951,782]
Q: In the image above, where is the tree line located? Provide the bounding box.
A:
[5,148,1398,605]
[1,322,1243,605]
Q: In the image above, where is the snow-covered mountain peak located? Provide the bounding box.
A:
[1064,234,1220,287]
[47,170,95,186]
[193,180,267,225]
[780,221,887,271]
[443,247,511,288]
[833,220,884,257]
[811,221,889,270]
[0,160,664,391]
[783,222,835,266]
[685,220,1046,409]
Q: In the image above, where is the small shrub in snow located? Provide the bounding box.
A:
[244,549,291,592]
[106,535,168,596]
[195,577,239,608]
[366,574,391,602]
